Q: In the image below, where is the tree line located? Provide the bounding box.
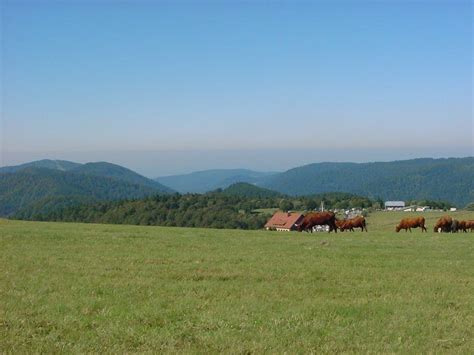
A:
[13,189,458,230]
[14,191,375,230]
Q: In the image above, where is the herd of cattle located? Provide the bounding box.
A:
[295,212,364,233]
[394,215,474,233]
[295,211,474,233]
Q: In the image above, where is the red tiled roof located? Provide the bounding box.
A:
[265,212,304,230]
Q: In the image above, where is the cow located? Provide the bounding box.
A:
[464,220,474,232]
[457,220,468,233]
[460,220,474,232]
[433,216,453,233]
[336,219,347,231]
[296,211,338,233]
[336,216,367,232]
[395,217,427,232]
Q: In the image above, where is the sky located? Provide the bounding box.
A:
[1,0,472,177]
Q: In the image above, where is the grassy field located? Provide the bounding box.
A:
[1,211,473,353]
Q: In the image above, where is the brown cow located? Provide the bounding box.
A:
[296,211,338,233]
[396,217,427,232]
[457,220,468,233]
[335,219,350,231]
[433,216,453,233]
[465,220,474,232]
[337,216,367,232]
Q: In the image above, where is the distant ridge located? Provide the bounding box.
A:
[154,157,473,206]
[155,169,277,193]
[0,159,81,174]
[258,157,474,206]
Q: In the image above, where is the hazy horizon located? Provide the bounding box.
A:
[1,0,473,176]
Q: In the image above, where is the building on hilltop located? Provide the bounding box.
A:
[265,211,304,232]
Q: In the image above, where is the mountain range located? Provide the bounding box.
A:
[259,157,474,206]
[155,157,473,206]
[1,157,473,217]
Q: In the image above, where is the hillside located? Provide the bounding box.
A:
[0,167,172,217]
[155,169,277,193]
[221,182,282,198]
[71,162,173,193]
[258,157,474,206]
[1,160,173,194]
[154,158,473,206]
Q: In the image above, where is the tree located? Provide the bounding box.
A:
[279,199,294,212]
[306,200,318,211]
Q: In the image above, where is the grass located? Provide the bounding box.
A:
[1,211,473,353]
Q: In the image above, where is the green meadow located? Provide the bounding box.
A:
[1,211,473,353]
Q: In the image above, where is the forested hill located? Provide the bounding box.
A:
[1,160,173,194]
[259,157,474,206]
[0,160,175,216]
[221,182,282,198]
[70,162,174,193]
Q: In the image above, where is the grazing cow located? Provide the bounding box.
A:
[395,217,427,232]
[335,219,351,231]
[465,220,474,232]
[296,211,338,233]
[338,220,352,232]
[457,220,468,233]
[433,216,453,233]
[336,216,367,232]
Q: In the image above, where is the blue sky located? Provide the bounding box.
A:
[1,0,472,176]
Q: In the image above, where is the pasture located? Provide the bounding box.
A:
[1,211,473,353]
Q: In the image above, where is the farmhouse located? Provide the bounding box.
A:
[265,212,304,232]
[384,201,405,210]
